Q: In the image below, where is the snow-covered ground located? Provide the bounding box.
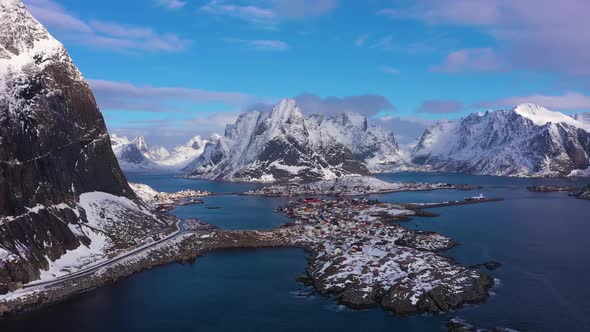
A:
[129,183,210,205]
[245,175,474,197]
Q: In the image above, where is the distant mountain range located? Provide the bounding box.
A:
[111,134,218,171]
[113,101,590,181]
[411,104,590,177]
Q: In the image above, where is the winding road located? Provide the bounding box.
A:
[21,220,186,291]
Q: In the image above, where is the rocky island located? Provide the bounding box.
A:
[576,184,590,200]
[244,175,477,197]
[526,185,578,193]
[274,197,495,313]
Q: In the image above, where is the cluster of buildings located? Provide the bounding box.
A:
[280,197,419,255]
[245,176,476,198]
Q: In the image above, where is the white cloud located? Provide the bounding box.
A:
[154,0,187,10]
[381,66,400,75]
[354,34,369,46]
[200,0,338,27]
[23,0,190,52]
[224,38,289,51]
[430,48,503,73]
[478,92,590,110]
[88,79,252,112]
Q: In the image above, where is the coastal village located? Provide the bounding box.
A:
[244,176,477,197]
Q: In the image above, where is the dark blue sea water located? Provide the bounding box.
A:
[2,172,589,332]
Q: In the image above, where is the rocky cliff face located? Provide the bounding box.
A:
[185,99,405,182]
[0,0,160,294]
[412,104,590,177]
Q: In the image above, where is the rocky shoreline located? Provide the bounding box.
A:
[0,229,297,317]
[526,185,578,193]
[277,197,496,314]
[0,196,499,319]
[577,185,590,200]
[244,175,478,197]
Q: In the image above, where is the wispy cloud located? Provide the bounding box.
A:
[380,0,590,76]
[381,66,400,75]
[88,79,252,112]
[23,0,190,52]
[354,34,369,47]
[430,48,503,73]
[416,100,464,114]
[294,93,396,117]
[224,38,289,51]
[153,0,187,10]
[370,35,395,51]
[200,0,338,27]
[477,92,590,110]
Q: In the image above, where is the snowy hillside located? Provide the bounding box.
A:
[412,104,590,177]
[185,99,407,182]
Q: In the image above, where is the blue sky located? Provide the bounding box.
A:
[23,0,590,147]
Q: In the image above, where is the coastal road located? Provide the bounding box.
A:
[22,220,186,291]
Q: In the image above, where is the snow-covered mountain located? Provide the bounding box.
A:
[0,0,162,293]
[158,135,218,169]
[307,112,408,172]
[111,134,217,170]
[185,98,406,182]
[111,135,164,170]
[412,104,590,177]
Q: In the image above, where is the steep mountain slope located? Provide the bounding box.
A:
[412,104,590,177]
[0,0,161,294]
[306,112,407,172]
[185,99,406,182]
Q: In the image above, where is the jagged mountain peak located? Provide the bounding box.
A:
[513,103,584,128]
[131,136,148,150]
[0,0,79,79]
[185,98,408,182]
[1,0,56,56]
[271,98,301,117]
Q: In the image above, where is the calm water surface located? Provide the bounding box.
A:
[2,172,589,331]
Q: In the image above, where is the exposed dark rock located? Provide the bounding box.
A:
[576,185,590,200]
[470,261,502,271]
[0,0,147,294]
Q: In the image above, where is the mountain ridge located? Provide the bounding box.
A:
[185,98,406,182]
[411,104,590,177]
